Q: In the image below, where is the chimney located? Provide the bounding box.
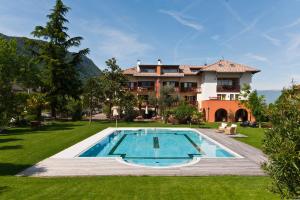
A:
[136,59,141,72]
[157,59,162,65]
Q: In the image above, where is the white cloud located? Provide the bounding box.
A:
[159,10,203,31]
[262,33,281,46]
[246,53,269,62]
[98,27,153,59]
[81,23,153,64]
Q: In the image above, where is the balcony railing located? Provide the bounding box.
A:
[180,87,201,93]
[137,87,155,92]
[188,100,198,106]
[217,85,240,92]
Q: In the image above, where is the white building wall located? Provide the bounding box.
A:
[197,72,217,106]
[197,72,253,107]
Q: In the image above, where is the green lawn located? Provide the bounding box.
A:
[0,121,278,199]
[236,126,265,149]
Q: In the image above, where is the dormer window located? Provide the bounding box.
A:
[191,68,201,73]
[161,66,179,73]
[140,66,156,73]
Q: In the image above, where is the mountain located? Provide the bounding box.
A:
[257,90,281,104]
[0,33,101,80]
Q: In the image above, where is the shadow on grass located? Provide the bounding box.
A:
[0,138,23,143]
[0,163,32,176]
[4,123,83,136]
[0,145,23,150]
[0,186,10,195]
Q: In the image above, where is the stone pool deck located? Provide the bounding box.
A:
[18,128,267,177]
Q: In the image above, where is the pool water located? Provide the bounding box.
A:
[79,129,236,167]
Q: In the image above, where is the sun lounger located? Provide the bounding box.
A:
[216,123,227,133]
[225,124,237,135]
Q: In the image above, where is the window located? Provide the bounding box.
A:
[217,79,233,86]
[235,94,240,100]
[230,94,234,100]
[138,81,155,88]
[140,67,156,73]
[185,96,196,101]
[127,82,137,89]
[163,81,179,87]
[217,94,226,100]
[180,82,197,88]
[191,69,200,73]
[162,68,179,73]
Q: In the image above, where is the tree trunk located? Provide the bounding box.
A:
[37,106,42,121]
[51,102,57,119]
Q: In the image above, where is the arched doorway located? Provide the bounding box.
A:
[215,109,228,122]
[202,109,206,121]
[235,109,248,122]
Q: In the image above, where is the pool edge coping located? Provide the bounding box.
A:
[51,127,243,163]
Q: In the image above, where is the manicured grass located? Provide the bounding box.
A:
[0,121,278,199]
[236,127,265,149]
[0,176,276,200]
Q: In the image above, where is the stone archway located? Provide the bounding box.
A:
[235,109,248,122]
[215,109,228,122]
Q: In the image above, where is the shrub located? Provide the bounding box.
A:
[174,102,196,124]
[262,86,300,199]
[191,111,203,125]
[123,109,138,122]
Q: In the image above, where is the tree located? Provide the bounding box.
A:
[119,92,137,122]
[262,85,300,199]
[240,84,267,128]
[174,102,197,124]
[82,77,104,124]
[30,0,89,118]
[158,85,179,118]
[100,58,127,118]
[26,93,47,121]
[0,39,25,130]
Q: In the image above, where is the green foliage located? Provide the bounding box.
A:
[82,76,104,123]
[262,85,300,199]
[0,33,101,81]
[120,92,138,122]
[191,110,204,125]
[66,99,83,121]
[240,84,267,127]
[174,102,197,124]
[30,0,89,118]
[100,58,128,117]
[0,38,29,129]
[26,93,47,121]
[158,85,179,117]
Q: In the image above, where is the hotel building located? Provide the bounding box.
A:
[123,59,260,122]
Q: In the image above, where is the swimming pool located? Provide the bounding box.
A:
[79,128,239,167]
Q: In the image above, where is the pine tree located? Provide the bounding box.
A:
[31,0,89,118]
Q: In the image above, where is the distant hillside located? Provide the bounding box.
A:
[257,90,281,104]
[0,33,101,80]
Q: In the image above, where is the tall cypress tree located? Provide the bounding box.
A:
[31,0,89,118]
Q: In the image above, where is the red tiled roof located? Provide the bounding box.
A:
[201,60,260,73]
[122,60,260,75]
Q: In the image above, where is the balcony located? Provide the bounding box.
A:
[188,100,198,106]
[137,87,155,92]
[180,87,201,93]
[217,85,240,93]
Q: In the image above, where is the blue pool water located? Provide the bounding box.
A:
[79,129,235,167]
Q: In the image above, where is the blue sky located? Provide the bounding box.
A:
[1,0,300,89]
